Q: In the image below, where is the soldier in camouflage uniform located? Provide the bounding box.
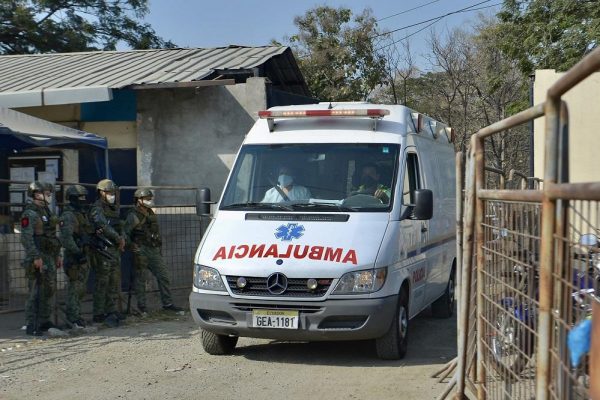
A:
[59,185,93,328]
[124,188,182,313]
[20,181,62,335]
[89,179,125,326]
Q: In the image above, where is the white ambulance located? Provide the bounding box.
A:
[189,103,456,359]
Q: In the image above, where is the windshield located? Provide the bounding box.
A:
[220,143,400,212]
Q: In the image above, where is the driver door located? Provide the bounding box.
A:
[400,148,428,316]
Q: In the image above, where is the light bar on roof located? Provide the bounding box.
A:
[258,108,390,131]
[258,109,390,118]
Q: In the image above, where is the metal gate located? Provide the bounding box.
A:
[454,48,600,399]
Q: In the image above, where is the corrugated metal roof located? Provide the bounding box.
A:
[0,46,290,92]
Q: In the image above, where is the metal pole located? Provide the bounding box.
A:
[535,96,560,400]
[474,135,486,400]
[104,148,110,178]
[456,152,464,342]
[554,102,570,399]
[591,300,600,400]
[455,144,476,400]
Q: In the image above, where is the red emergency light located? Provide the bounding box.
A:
[258,108,390,131]
[258,109,390,119]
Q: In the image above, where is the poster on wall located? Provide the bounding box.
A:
[9,167,35,190]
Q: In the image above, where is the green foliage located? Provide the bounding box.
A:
[497,0,600,74]
[0,0,173,54]
[286,6,387,101]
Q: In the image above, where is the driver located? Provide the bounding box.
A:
[354,163,391,203]
[262,166,311,203]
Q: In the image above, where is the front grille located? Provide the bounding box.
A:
[226,276,332,297]
[231,303,323,313]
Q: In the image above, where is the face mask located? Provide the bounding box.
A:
[278,174,293,188]
[141,199,154,207]
[106,194,116,204]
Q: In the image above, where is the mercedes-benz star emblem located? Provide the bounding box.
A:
[266,272,288,295]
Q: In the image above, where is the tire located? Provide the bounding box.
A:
[490,311,535,378]
[201,329,238,355]
[375,289,409,360]
[431,267,455,318]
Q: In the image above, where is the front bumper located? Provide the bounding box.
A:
[189,291,397,341]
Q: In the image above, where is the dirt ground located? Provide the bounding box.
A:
[0,308,457,400]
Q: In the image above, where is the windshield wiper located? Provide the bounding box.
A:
[290,203,357,212]
[220,202,294,211]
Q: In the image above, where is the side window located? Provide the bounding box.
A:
[231,153,254,203]
[402,153,421,205]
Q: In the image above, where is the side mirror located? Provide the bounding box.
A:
[196,187,212,216]
[412,189,433,220]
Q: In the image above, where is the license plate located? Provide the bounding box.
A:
[252,309,299,329]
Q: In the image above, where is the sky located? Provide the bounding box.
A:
[144,0,502,68]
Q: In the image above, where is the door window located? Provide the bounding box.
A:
[402,152,421,205]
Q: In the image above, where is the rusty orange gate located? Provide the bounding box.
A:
[453,48,600,399]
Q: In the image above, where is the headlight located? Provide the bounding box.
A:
[193,264,226,291]
[332,267,387,294]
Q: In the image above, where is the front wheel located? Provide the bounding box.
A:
[490,311,534,378]
[432,267,455,318]
[201,329,238,355]
[375,289,409,360]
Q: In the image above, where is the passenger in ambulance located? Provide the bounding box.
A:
[352,163,391,203]
[261,166,311,203]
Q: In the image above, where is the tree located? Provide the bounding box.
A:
[0,0,173,54]
[284,6,387,101]
[497,0,600,74]
[375,37,419,106]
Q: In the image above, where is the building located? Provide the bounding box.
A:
[0,45,314,203]
[533,69,600,182]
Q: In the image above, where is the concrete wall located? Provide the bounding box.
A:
[137,77,267,201]
[533,69,600,182]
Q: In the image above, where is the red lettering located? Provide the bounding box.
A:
[293,245,309,259]
[309,246,324,260]
[249,244,265,258]
[342,250,358,265]
[227,246,235,259]
[279,245,293,258]
[234,245,249,258]
[324,247,342,262]
[213,246,227,261]
[264,244,278,258]
[412,268,426,283]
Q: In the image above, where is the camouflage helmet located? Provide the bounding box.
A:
[41,182,55,193]
[26,181,45,197]
[66,185,88,198]
[97,179,117,193]
[134,188,154,199]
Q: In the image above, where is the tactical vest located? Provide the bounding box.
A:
[26,203,61,254]
[65,205,94,241]
[101,202,123,235]
[131,207,162,248]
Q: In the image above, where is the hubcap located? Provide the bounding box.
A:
[398,305,408,338]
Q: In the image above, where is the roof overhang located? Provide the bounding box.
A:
[0,86,112,108]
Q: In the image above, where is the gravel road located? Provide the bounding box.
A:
[0,309,456,400]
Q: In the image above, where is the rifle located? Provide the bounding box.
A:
[80,232,117,262]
